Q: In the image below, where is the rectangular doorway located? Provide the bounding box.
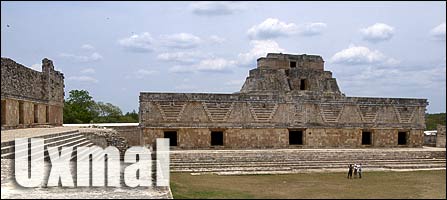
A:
[19,101,24,124]
[45,105,49,123]
[34,104,38,123]
[1,100,6,126]
[164,131,178,146]
[362,131,372,145]
[289,130,303,145]
[290,61,297,68]
[398,131,407,145]
[211,131,224,146]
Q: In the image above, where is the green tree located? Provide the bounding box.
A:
[425,113,446,130]
[63,90,97,123]
[122,109,139,122]
[92,102,123,123]
[63,89,139,124]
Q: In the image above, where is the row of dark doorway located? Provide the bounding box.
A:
[163,130,409,147]
[361,131,408,145]
[164,131,224,147]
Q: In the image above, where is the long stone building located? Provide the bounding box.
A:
[1,57,64,130]
[140,53,428,149]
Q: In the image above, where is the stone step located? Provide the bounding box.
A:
[1,131,95,159]
[170,158,445,163]
[170,160,446,166]
[170,164,446,172]
[0,130,80,148]
[170,152,445,160]
[170,160,446,167]
[4,137,91,159]
[1,131,83,155]
[168,149,445,173]
[170,163,446,173]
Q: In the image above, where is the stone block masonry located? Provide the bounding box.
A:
[139,53,427,149]
[1,57,64,130]
[436,125,446,148]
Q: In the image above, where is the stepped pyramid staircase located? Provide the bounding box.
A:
[1,129,102,161]
[169,148,446,175]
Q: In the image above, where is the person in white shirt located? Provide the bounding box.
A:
[358,163,362,179]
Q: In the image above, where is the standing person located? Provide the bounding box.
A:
[358,163,362,179]
[347,164,353,179]
[353,163,358,178]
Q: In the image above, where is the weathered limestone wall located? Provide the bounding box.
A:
[142,128,424,149]
[106,126,141,146]
[436,125,446,148]
[142,128,288,149]
[1,58,45,101]
[139,53,428,149]
[424,134,437,146]
[140,93,427,129]
[257,54,324,71]
[1,57,64,129]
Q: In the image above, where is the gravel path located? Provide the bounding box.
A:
[1,127,80,142]
[1,159,172,199]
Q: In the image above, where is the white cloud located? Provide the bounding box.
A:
[169,58,236,73]
[196,58,236,72]
[135,69,157,79]
[157,51,206,64]
[247,18,327,39]
[81,44,95,50]
[297,22,327,36]
[237,40,285,66]
[168,65,193,73]
[209,35,226,44]
[67,76,98,83]
[430,22,446,41]
[118,32,154,52]
[338,64,445,99]
[160,33,202,49]
[190,1,245,16]
[330,45,399,66]
[224,79,244,86]
[360,23,395,42]
[60,52,103,62]
[247,18,298,39]
[80,68,95,74]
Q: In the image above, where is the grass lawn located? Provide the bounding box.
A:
[170,170,446,199]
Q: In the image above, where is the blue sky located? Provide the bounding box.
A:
[1,1,445,113]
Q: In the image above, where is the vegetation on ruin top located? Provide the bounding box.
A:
[425,113,446,130]
[63,90,138,124]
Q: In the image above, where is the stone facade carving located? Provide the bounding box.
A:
[436,125,446,148]
[1,57,64,129]
[140,53,428,149]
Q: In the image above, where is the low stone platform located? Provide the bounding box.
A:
[1,159,172,199]
[1,127,80,142]
[170,147,446,175]
[0,127,171,199]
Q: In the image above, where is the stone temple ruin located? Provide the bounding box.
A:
[140,53,428,149]
[1,58,64,130]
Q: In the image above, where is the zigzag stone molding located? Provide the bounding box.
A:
[248,102,279,122]
[202,102,234,122]
[319,103,344,123]
[155,101,187,121]
[358,105,379,123]
[394,105,417,123]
